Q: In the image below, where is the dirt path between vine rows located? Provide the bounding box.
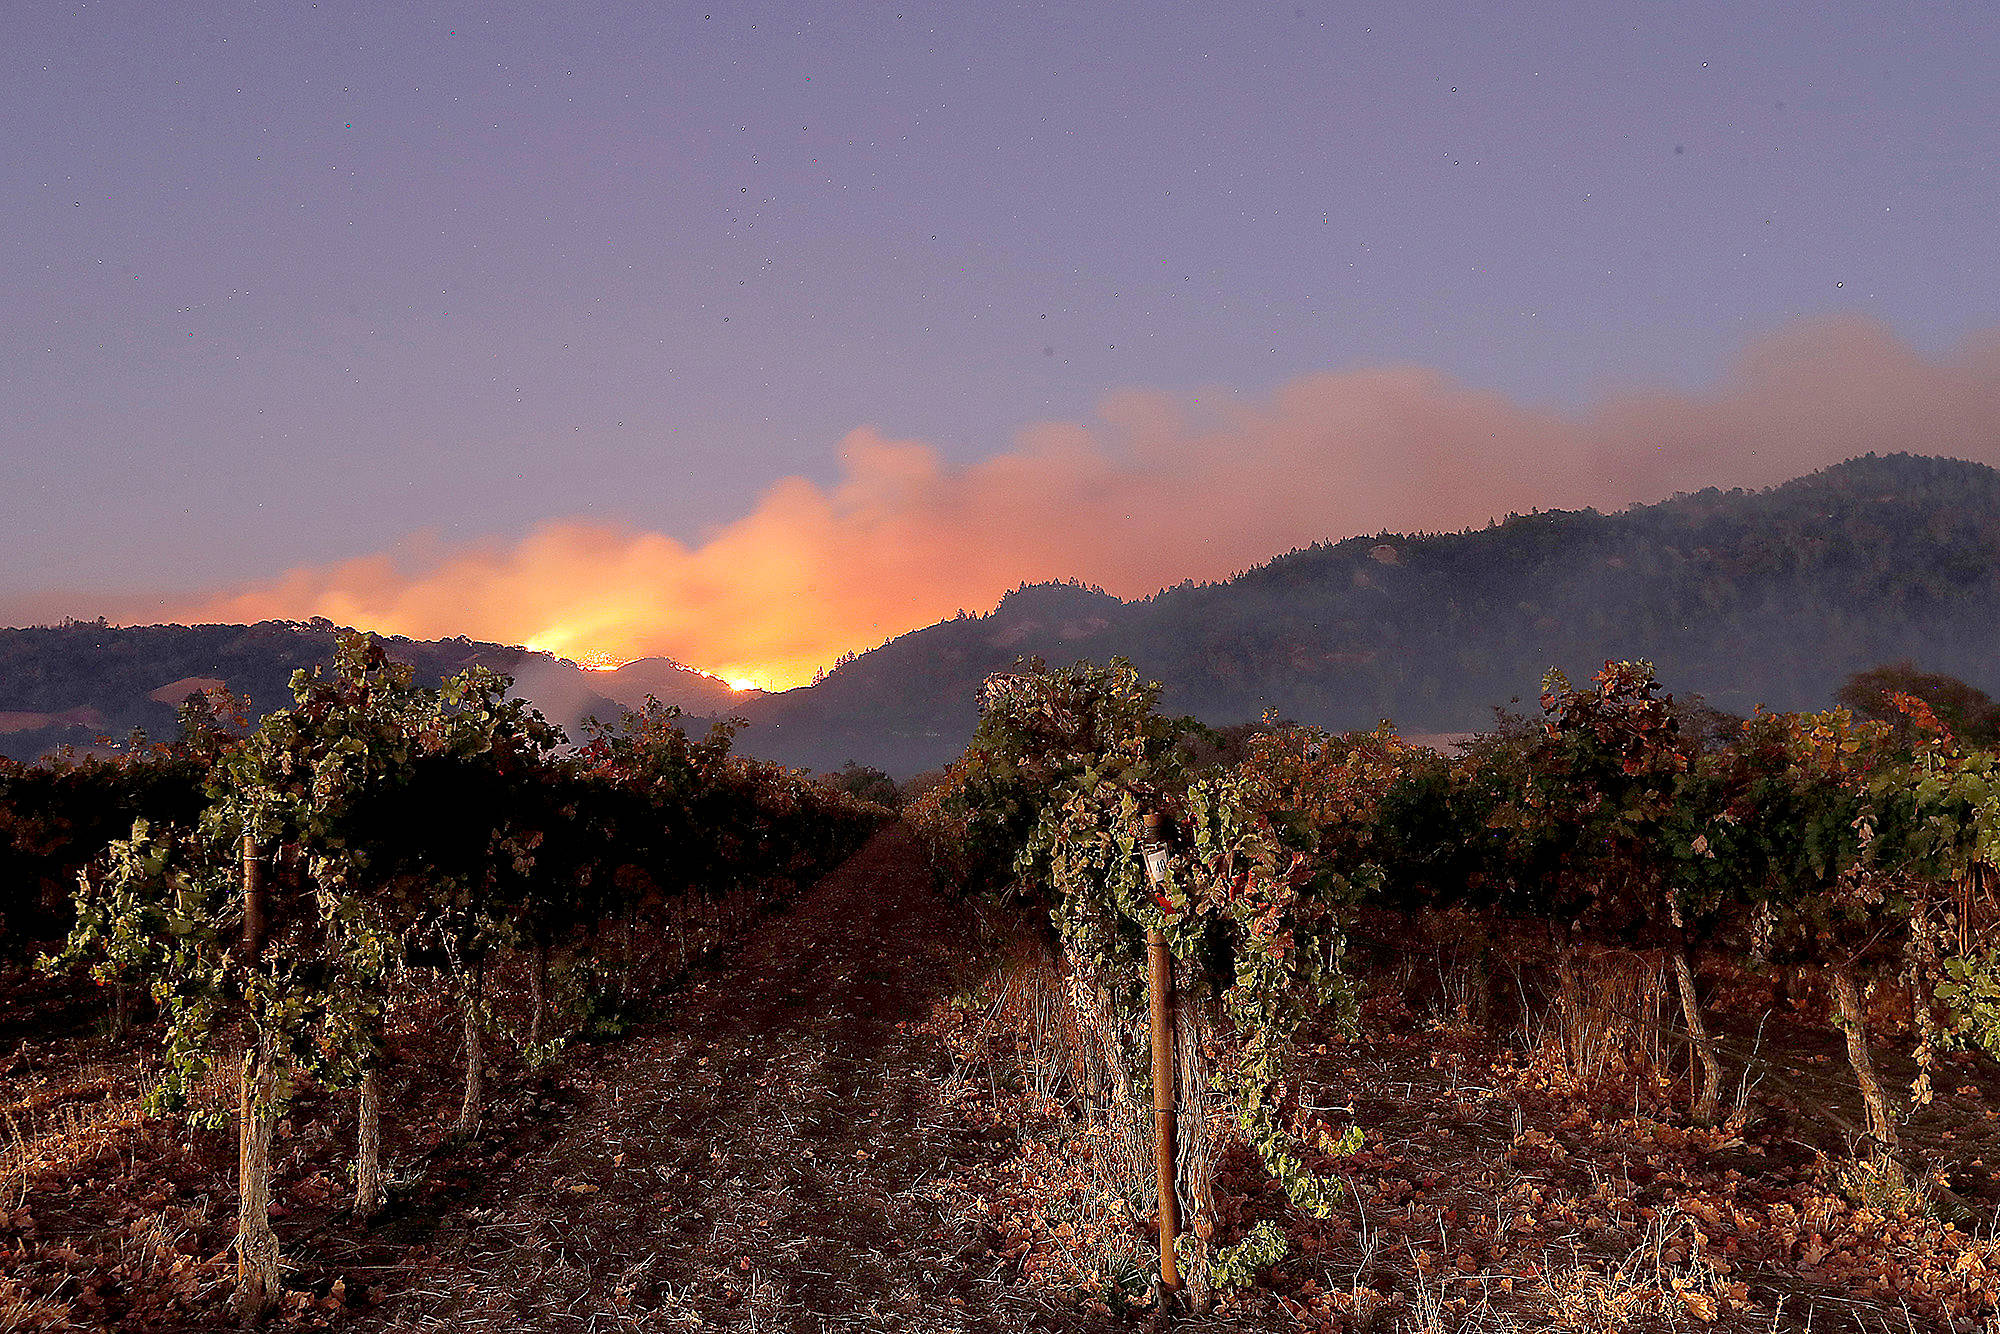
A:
[351,824,1112,1334]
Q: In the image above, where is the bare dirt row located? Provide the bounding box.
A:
[347,824,1109,1334]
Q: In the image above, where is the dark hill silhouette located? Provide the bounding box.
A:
[0,623,731,761]
[590,656,758,714]
[734,454,2000,774]
[7,454,1997,774]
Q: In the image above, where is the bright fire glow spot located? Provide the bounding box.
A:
[729,677,760,692]
[525,633,624,672]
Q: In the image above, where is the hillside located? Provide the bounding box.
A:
[7,453,1996,774]
[736,453,2000,773]
[0,622,746,761]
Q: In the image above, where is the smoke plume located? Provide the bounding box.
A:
[156,316,2000,688]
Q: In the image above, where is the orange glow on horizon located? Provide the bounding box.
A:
[522,626,796,689]
[149,320,2000,701]
[524,625,806,689]
[523,637,627,674]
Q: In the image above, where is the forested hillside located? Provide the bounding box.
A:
[740,454,2000,773]
[0,623,740,761]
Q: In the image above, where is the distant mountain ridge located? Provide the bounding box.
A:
[0,622,751,761]
[6,454,1997,775]
[733,453,2000,773]
[591,657,757,715]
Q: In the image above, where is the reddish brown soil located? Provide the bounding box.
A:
[14,827,2000,1332]
[346,824,1116,1333]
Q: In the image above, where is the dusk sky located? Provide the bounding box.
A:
[7,2,1999,686]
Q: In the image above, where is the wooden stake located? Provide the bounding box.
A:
[1148,925,1180,1294]
[241,834,266,959]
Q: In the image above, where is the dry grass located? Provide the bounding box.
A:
[1519,946,1677,1093]
[0,1057,148,1179]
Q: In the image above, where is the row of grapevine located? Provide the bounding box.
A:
[908,657,2000,1301]
[44,634,885,1315]
[908,661,1366,1303]
[0,747,208,966]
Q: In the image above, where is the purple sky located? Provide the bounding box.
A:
[5,2,1998,670]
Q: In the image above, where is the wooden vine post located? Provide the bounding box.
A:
[1141,811,1181,1295]
[241,833,266,958]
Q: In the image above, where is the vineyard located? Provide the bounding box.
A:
[8,642,2000,1331]
[903,657,2000,1329]
[2,635,884,1329]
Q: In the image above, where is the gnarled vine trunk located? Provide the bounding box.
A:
[235,1044,282,1315]
[1669,946,1723,1126]
[354,1062,384,1221]
[1057,947,1225,1309]
[457,965,484,1135]
[619,912,637,1005]
[670,902,691,980]
[529,940,550,1052]
[1172,966,1222,1311]
[234,835,282,1314]
[1062,964,1154,1205]
[1829,961,1899,1151]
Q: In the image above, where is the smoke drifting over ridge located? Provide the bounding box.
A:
[147,317,2000,688]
